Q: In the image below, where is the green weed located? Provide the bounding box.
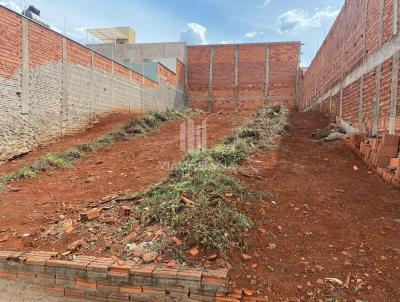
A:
[0,108,200,190]
[137,105,289,254]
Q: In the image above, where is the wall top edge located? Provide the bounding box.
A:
[187,41,302,48]
[0,4,160,85]
[87,41,186,47]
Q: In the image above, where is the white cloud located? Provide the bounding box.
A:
[277,6,339,34]
[244,31,257,38]
[244,31,264,39]
[260,0,272,9]
[0,0,22,13]
[180,22,207,45]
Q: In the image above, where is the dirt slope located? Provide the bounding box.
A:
[228,111,400,301]
[0,111,252,251]
[0,111,138,175]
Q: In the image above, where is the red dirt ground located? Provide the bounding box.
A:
[0,110,139,175]
[0,111,252,251]
[1,109,399,301]
[228,111,400,301]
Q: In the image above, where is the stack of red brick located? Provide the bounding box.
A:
[345,134,400,187]
[0,250,267,301]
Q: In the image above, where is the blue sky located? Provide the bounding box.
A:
[1,0,344,66]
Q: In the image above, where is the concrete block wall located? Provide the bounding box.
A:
[187,42,301,112]
[0,6,185,161]
[299,0,400,136]
[87,42,186,65]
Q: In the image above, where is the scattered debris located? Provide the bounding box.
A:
[324,132,346,142]
[325,277,343,286]
[118,205,131,217]
[142,252,157,263]
[62,219,75,233]
[0,234,8,242]
[207,254,218,261]
[312,124,345,141]
[181,195,195,205]
[67,239,85,252]
[188,247,199,257]
[80,208,101,222]
[171,236,182,246]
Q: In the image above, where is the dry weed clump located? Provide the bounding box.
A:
[0,108,200,190]
[138,105,289,254]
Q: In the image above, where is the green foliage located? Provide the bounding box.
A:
[0,108,200,190]
[14,166,38,179]
[138,105,288,254]
[41,153,71,169]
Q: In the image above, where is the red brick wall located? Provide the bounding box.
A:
[66,41,91,68]
[299,0,400,135]
[187,46,210,111]
[93,53,112,73]
[0,8,22,78]
[269,44,299,98]
[114,63,130,79]
[0,5,185,161]
[0,5,187,91]
[28,21,62,69]
[176,59,185,87]
[379,57,394,132]
[363,69,377,133]
[187,42,300,112]
[342,79,361,127]
[159,64,177,85]
[213,46,235,97]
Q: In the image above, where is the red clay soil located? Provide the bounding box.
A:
[0,110,139,175]
[1,109,399,301]
[228,111,400,301]
[0,111,252,251]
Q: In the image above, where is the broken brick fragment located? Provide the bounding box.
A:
[118,205,131,217]
[80,208,101,222]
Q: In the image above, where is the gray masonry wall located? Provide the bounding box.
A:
[87,42,186,65]
[0,6,185,162]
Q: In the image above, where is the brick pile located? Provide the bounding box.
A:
[346,133,400,187]
[0,250,268,301]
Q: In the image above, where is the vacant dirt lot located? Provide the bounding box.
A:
[228,111,400,301]
[0,111,137,176]
[0,109,399,302]
[0,110,252,251]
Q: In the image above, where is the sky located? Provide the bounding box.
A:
[0,0,344,67]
